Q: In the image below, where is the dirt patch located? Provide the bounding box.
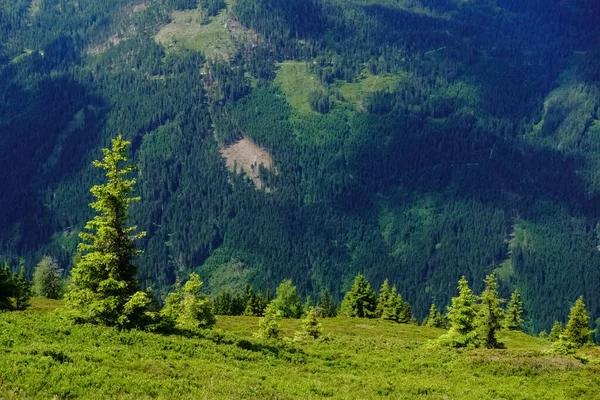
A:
[220,137,275,189]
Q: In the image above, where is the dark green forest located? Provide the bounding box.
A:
[1,0,600,333]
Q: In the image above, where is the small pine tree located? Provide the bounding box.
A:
[162,273,216,330]
[478,274,504,349]
[297,306,322,340]
[33,256,64,299]
[272,279,303,318]
[381,285,401,322]
[340,273,377,318]
[375,279,391,318]
[548,321,564,342]
[317,289,338,317]
[438,276,480,348]
[426,303,446,328]
[256,302,281,339]
[504,289,524,331]
[65,135,152,328]
[561,296,593,348]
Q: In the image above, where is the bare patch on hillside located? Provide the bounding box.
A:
[220,137,275,190]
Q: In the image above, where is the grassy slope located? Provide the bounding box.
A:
[1,300,600,399]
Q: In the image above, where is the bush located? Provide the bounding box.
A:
[161,273,216,330]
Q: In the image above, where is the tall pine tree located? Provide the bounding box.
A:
[65,135,153,328]
[504,289,524,331]
[478,274,504,349]
[340,273,377,318]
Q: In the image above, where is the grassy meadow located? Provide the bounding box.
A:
[1,299,599,399]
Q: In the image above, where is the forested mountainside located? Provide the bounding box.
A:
[1,0,599,332]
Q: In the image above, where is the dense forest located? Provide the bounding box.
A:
[1,0,600,334]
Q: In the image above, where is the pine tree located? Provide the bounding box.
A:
[272,279,303,318]
[548,320,564,342]
[340,273,377,318]
[33,256,64,299]
[256,302,281,339]
[162,273,215,329]
[478,274,504,349]
[65,135,152,328]
[426,303,446,328]
[13,267,32,310]
[376,279,391,317]
[504,289,524,331]
[381,285,401,322]
[0,264,14,310]
[561,296,593,348]
[297,306,323,339]
[438,276,480,348]
[317,289,338,317]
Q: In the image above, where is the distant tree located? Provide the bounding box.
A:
[256,302,281,339]
[317,289,338,317]
[548,321,564,342]
[340,273,377,318]
[375,279,391,318]
[425,303,446,328]
[380,285,412,323]
[13,267,32,310]
[65,135,154,328]
[438,276,480,348]
[296,306,322,340]
[477,274,504,349]
[272,279,303,318]
[33,256,64,299]
[0,265,14,310]
[214,290,233,315]
[162,273,215,329]
[504,289,524,331]
[561,296,593,348]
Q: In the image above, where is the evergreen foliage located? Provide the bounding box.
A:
[477,274,504,349]
[561,296,593,348]
[33,256,64,299]
[0,265,13,310]
[425,303,446,328]
[504,290,524,331]
[548,321,564,342]
[256,302,281,339]
[375,279,390,318]
[65,136,152,328]
[272,279,303,318]
[438,276,480,348]
[162,273,216,330]
[12,267,32,311]
[296,306,323,340]
[317,290,338,318]
[340,274,377,318]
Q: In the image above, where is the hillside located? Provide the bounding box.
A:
[1,299,600,399]
[1,0,600,334]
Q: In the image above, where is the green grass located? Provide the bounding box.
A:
[274,61,324,113]
[333,72,403,108]
[1,299,599,399]
[155,9,236,60]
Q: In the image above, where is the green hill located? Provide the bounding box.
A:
[0,0,600,335]
[1,299,599,399]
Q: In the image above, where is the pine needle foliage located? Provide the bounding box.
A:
[256,302,282,339]
[504,289,524,331]
[425,303,446,328]
[340,273,377,318]
[477,274,504,349]
[33,256,64,299]
[296,306,323,340]
[65,135,153,329]
[317,289,338,317]
[162,273,216,329]
[437,276,480,348]
[548,321,564,342]
[375,279,390,317]
[561,296,593,348]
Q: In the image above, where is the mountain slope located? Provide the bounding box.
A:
[0,0,599,333]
